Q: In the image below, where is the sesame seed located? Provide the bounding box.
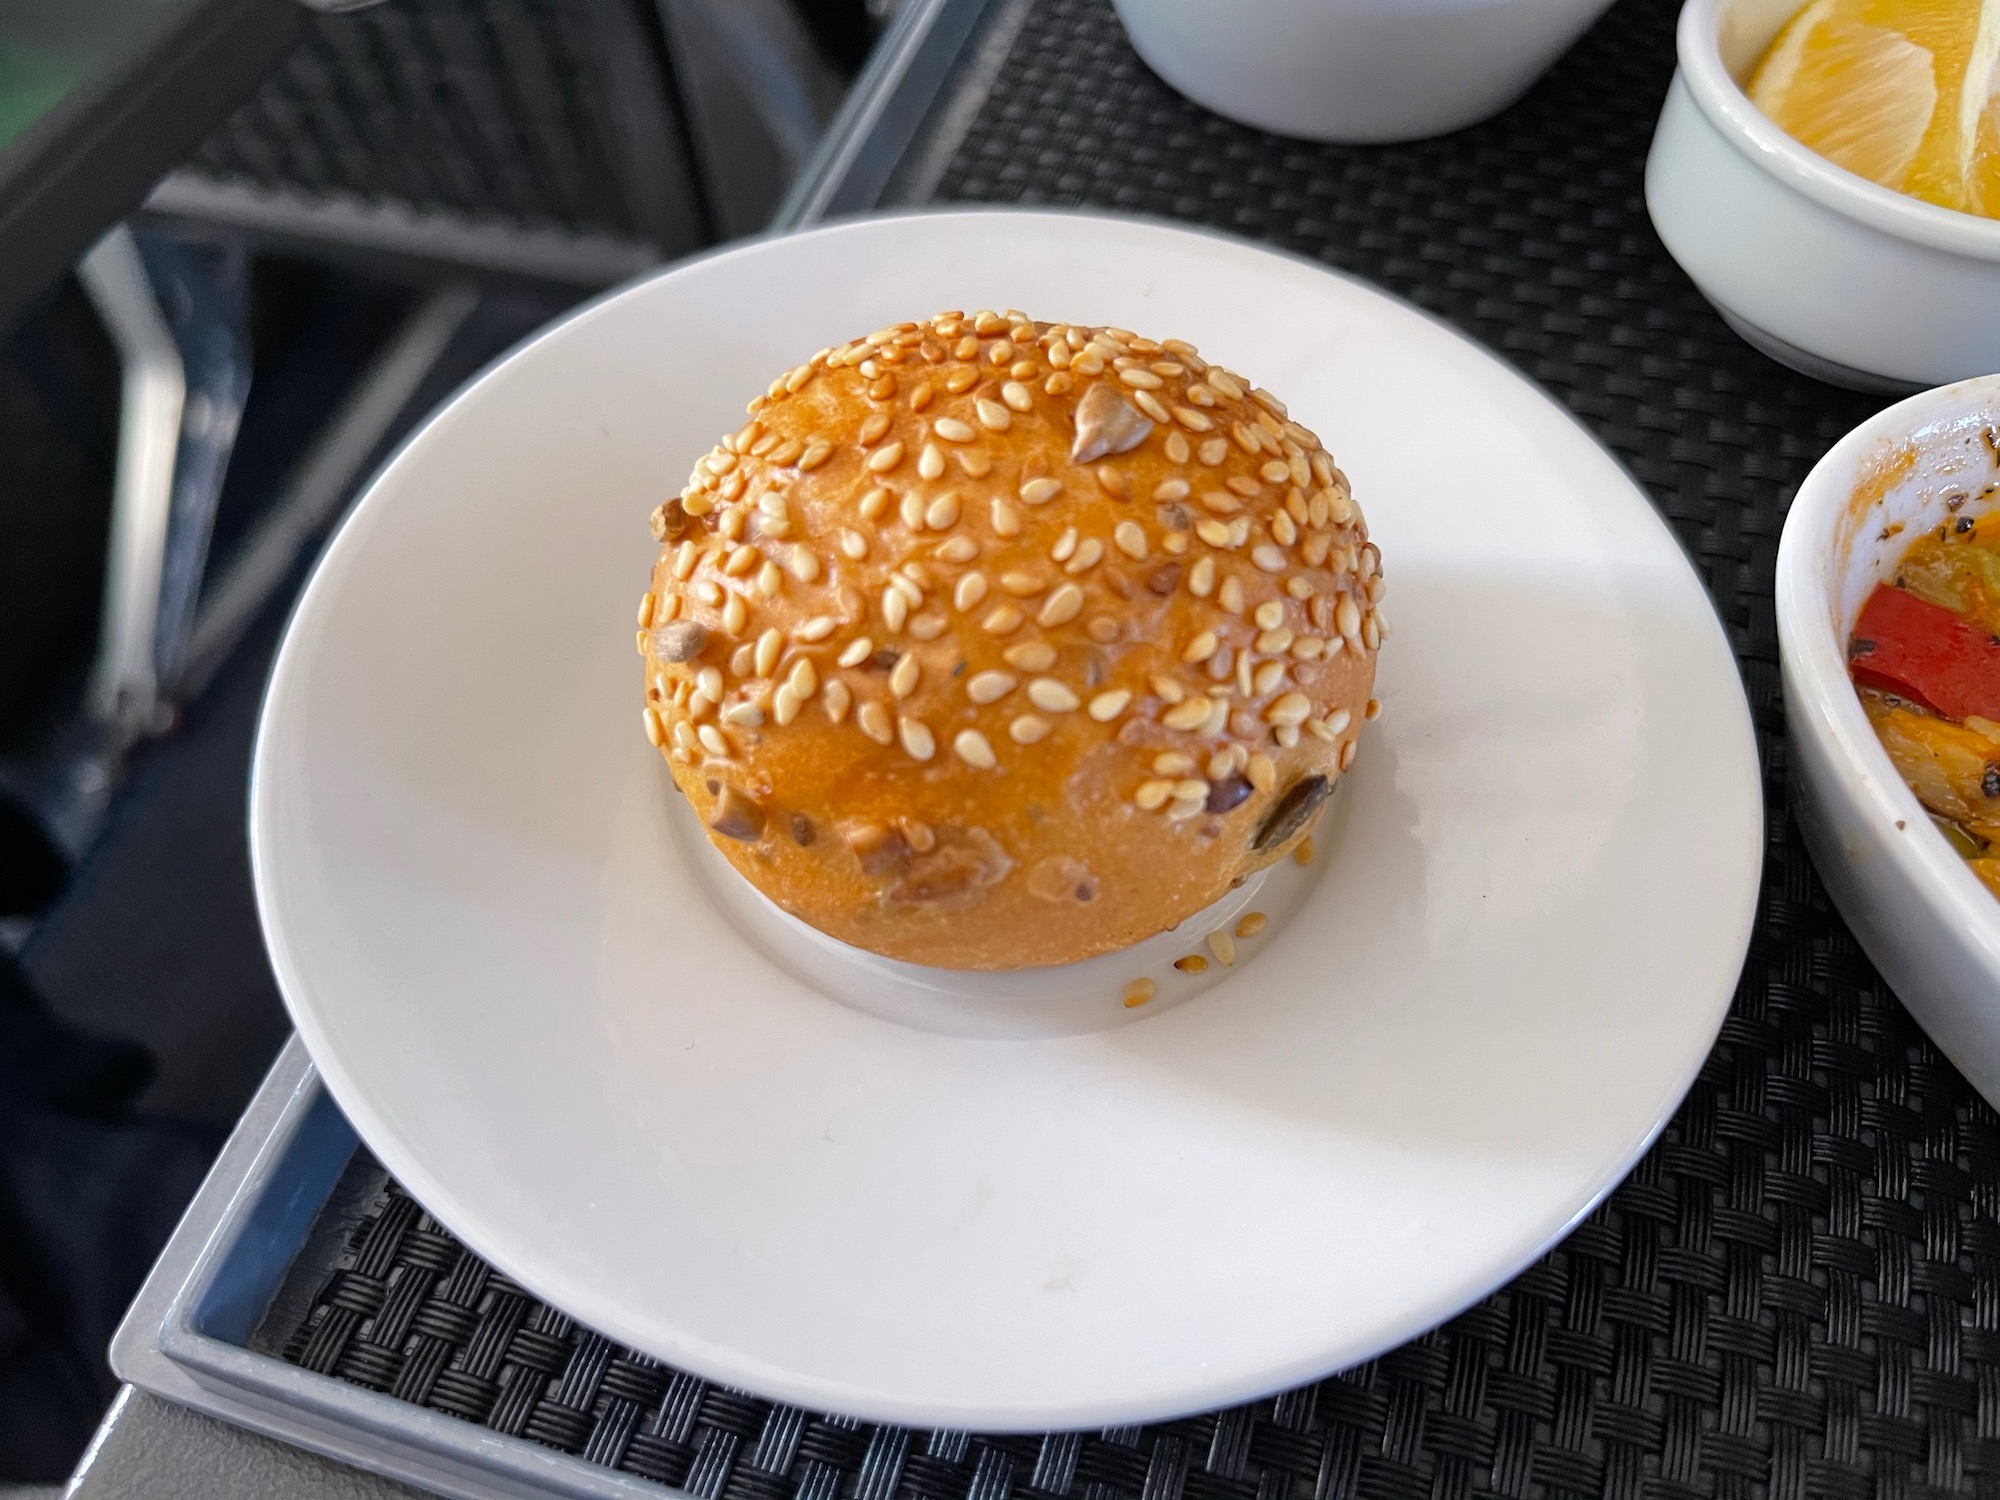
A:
[976,398,1011,432]
[918,442,945,480]
[752,628,781,678]
[1173,407,1214,432]
[926,493,961,530]
[672,541,698,579]
[774,685,802,725]
[857,487,889,522]
[953,573,988,612]
[1135,780,1173,810]
[1118,368,1163,389]
[1252,601,1283,630]
[1088,689,1132,721]
[1247,753,1276,792]
[788,657,817,696]
[1051,527,1077,563]
[1123,977,1157,1008]
[1195,519,1232,548]
[1339,738,1358,770]
[1163,697,1211,731]
[1287,576,1314,601]
[638,592,657,629]
[1294,836,1315,865]
[697,665,724,699]
[934,417,975,443]
[1151,673,1185,703]
[1154,751,1195,775]
[889,651,921,699]
[1236,650,1253,695]
[883,587,909,633]
[1336,595,1362,641]
[1114,521,1147,559]
[672,721,698,755]
[858,411,891,446]
[722,594,748,634]
[1175,954,1208,974]
[937,535,978,564]
[1272,513,1298,547]
[724,545,755,577]
[982,605,1023,634]
[1009,713,1050,744]
[1306,717,1337,742]
[1165,431,1190,464]
[967,670,1016,703]
[837,529,867,561]
[1019,477,1063,506]
[1089,615,1120,642]
[908,612,947,641]
[1260,459,1291,484]
[1255,628,1293,654]
[1072,350,1105,375]
[1131,390,1169,424]
[790,546,821,583]
[819,679,850,724]
[1183,631,1220,664]
[1153,479,1191,503]
[1000,571,1044,596]
[698,725,729,756]
[837,637,873,668]
[952,729,998,770]
[758,561,783,598]
[693,580,723,607]
[1219,576,1245,613]
[992,499,1022,536]
[1027,678,1079,712]
[1207,930,1237,965]
[643,706,665,745]
[864,441,904,474]
[1197,438,1227,467]
[1002,642,1055,672]
[1363,614,1381,651]
[1267,692,1311,726]
[1038,584,1084,626]
[945,366,979,394]
[1064,539,1104,574]
[1253,660,1287,695]
[858,701,893,744]
[1000,381,1034,413]
[798,439,833,471]
[1188,557,1216,598]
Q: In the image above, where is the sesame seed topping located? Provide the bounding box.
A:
[982,605,1023,635]
[698,725,728,756]
[954,573,989,612]
[926,493,960,530]
[1165,431,1190,464]
[967,670,1016,703]
[1154,478,1190,502]
[1336,595,1362,641]
[837,529,868,561]
[838,637,873,668]
[1246,753,1276,793]
[1000,571,1045,596]
[1038,584,1084,626]
[1009,713,1051,744]
[1219,576,1245,613]
[1113,521,1148,559]
[937,535,978,564]
[1063,539,1103,574]
[1087,689,1131,721]
[889,653,920,698]
[1340,738,1358,770]
[798,439,833,471]
[1252,544,1287,573]
[1019,477,1063,506]
[1182,630,1219,664]
[883,586,909,633]
[859,487,891,521]
[1027,678,1079,712]
[757,561,783,598]
[918,442,945,480]
[790,546,821,582]
[721,593,748,634]
[934,417,975,443]
[1266,692,1312,726]
[1131,389,1170,424]
[953,729,998,769]
[693,579,723,607]
[992,498,1021,536]
[1000,642,1054,672]
[864,441,904,474]
[976,398,1011,432]
[1163,698,1211,731]
[1154,751,1195,776]
[1051,528,1077,563]
[643,706,665,745]
[1253,660,1287,695]
[858,701,893,745]
[1118,368,1163,389]
[1195,519,1232,548]
[821,679,851,723]
[1135,780,1172,810]
[1001,381,1034,412]
[858,411,892,446]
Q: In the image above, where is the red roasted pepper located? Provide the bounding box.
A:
[1850,583,2000,722]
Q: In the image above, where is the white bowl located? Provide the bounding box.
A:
[1647,0,2000,390]
[1777,375,2000,1105]
[1112,0,1616,143]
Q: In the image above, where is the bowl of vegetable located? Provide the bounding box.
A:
[1778,375,2000,1104]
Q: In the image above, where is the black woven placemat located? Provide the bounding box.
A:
[273,1,2000,1495]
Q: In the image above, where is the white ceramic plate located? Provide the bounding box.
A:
[252,209,1763,1431]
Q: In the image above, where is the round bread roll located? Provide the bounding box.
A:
[637,311,1383,970]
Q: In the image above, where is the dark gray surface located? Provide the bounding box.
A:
[69,1390,430,1500]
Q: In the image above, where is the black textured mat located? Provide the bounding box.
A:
[274,0,2000,1495]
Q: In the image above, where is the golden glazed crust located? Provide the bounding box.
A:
[636,311,1384,970]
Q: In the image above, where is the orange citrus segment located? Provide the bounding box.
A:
[1748,0,2000,215]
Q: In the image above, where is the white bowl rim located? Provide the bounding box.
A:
[1775,374,2000,970]
[1677,0,2000,260]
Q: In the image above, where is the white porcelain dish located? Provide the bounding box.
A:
[1646,0,2000,391]
[1777,375,2000,1105]
[1113,0,1615,142]
[251,208,1763,1430]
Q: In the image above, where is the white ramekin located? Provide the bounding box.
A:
[1777,375,2000,1104]
[1112,0,1618,143]
[1648,0,2000,390]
